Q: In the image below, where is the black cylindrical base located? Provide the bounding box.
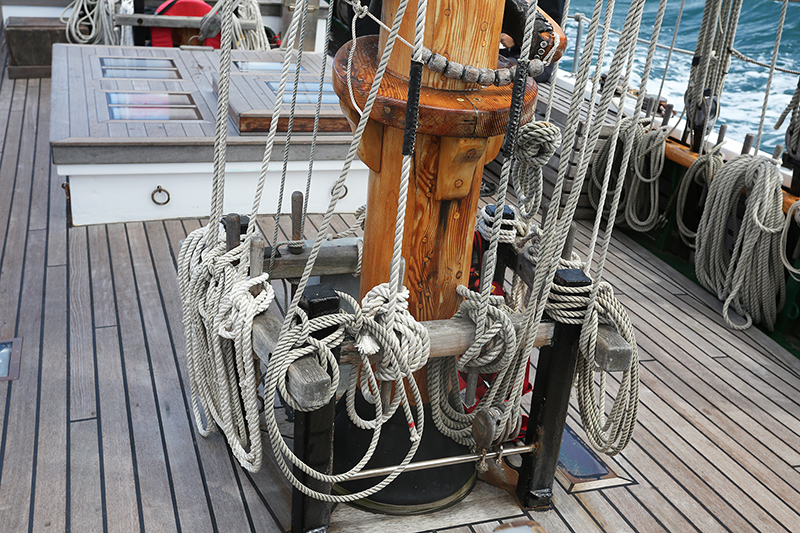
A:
[333,391,476,514]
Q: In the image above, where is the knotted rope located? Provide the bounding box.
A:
[512,121,562,221]
[695,154,786,330]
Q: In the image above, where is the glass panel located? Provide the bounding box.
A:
[558,425,609,480]
[267,81,334,93]
[100,57,176,69]
[109,106,201,121]
[281,93,339,104]
[235,61,305,72]
[107,92,194,106]
[0,342,10,378]
[102,68,181,79]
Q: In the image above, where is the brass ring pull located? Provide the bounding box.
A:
[151,185,170,206]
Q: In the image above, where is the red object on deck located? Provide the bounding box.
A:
[150,0,221,49]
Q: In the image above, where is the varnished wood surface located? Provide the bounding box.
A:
[333,36,538,139]
[3,56,800,533]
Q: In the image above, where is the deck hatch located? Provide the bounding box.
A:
[99,57,181,79]
[105,92,202,121]
[0,338,22,381]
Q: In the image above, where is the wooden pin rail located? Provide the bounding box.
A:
[115,13,259,30]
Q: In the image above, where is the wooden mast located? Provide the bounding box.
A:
[331,0,564,511]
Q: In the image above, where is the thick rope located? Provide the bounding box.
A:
[675,145,724,248]
[695,154,786,330]
[512,122,562,221]
[754,0,789,152]
[781,201,800,281]
[546,281,638,455]
[62,0,116,45]
[775,79,800,161]
[625,124,670,232]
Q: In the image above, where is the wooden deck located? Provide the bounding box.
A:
[3,53,800,533]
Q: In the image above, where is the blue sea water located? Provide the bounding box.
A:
[554,0,799,155]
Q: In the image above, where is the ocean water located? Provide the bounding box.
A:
[553,0,799,155]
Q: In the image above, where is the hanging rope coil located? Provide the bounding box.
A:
[625,124,669,232]
[781,200,800,281]
[428,286,519,449]
[695,154,787,330]
[178,224,276,471]
[587,117,649,222]
[546,280,639,455]
[776,79,800,162]
[62,0,116,45]
[674,145,724,248]
[512,121,562,221]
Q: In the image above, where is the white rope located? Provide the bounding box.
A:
[119,0,134,46]
[782,201,800,281]
[625,124,669,232]
[260,0,435,501]
[695,154,786,330]
[754,0,790,152]
[62,0,117,45]
[675,145,724,249]
[512,121,562,221]
[775,80,800,161]
[546,281,638,455]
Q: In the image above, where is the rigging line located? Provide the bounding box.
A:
[301,0,335,242]
[272,0,310,256]
[571,12,694,56]
[755,0,790,152]
[543,0,571,123]
[729,48,800,77]
[654,0,686,131]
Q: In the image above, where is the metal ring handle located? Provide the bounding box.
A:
[151,185,171,206]
[332,184,348,199]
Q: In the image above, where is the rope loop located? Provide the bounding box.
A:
[454,285,517,374]
[513,122,562,220]
[696,154,786,330]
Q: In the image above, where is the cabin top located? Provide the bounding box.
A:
[49,43,353,165]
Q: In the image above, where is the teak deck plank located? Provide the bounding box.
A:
[142,219,257,533]
[0,230,47,532]
[107,223,179,532]
[94,325,142,533]
[4,57,800,533]
[69,226,98,421]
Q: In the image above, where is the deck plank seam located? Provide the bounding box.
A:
[85,229,110,532]
[563,414,677,533]
[225,450,258,533]
[241,469,289,533]
[122,223,187,531]
[104,227,147,531]
[604,357,800,529]
[140,220,223,532]
[610,279,800,427]
[627,300,800,445]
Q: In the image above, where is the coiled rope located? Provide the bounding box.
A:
[62,0,116,45]
[674,145,724,248]
[781,201,800,282]
[625,124,670,232]
[695,154,786,330]
[512,121,562,222]
[546,280,638,455]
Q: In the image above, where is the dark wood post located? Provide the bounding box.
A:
[516,268,590,510]
[291,283,340,533]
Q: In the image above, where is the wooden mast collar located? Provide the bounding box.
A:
[332,35,538,139]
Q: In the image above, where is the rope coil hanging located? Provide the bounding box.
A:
[695,154,786,330]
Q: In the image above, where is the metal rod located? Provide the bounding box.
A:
[115,13,258,30]
[572,14,584,75]
[343,443,537,482]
